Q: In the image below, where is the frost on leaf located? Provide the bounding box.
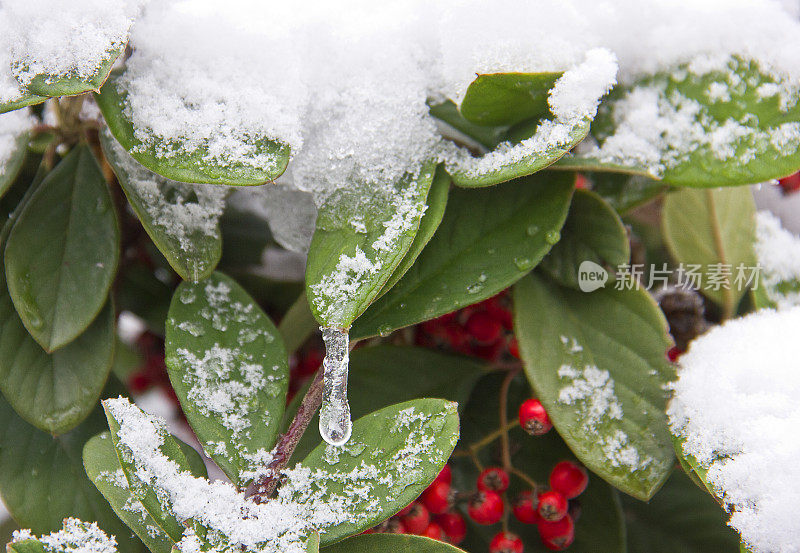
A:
[103,397,457,553]
[668,307,800,553]
[11,518,118,553]
[0,108,33,181]
[754,211,800,309]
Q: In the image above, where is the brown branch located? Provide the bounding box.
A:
[246,369,325,502]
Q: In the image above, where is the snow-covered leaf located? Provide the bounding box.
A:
[165,272,289,486]
[0,111,32,200]
[376,168,450,299]
[752,211,800,310]
[103,402,196,543]
[445,51,617,188]
[513,273,675,501]
[0,92,46,115]
[7,518,120,553]
[300,398,460,545]
[351,172,573,340]
[623,470,739,553]
[83,432,208,553]
[101,129,226,282]
[459,72,562,127]
[0,397,137,551]
[305,162,437,328]
[4,145,119,351]
[540,189,629,289]
[454,372,625,553]
[22,48,122,98]
[323,534,467,553]
[429,101,508,151]
[289,345,485,462]
[662,187,756,316]
[96,71,291,186]
[588,173,668,214]
[581,57,800,187]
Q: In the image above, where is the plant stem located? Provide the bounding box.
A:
[705,189,735,320]
[499,369,517,473]
[466,421,520,452]
[510,467,539,492]
[246,369,325,502]
[278,292,318,354]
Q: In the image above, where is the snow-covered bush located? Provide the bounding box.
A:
[1,1,800,552]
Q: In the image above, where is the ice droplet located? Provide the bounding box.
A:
[319,327,352,446]
[545,230,561,244]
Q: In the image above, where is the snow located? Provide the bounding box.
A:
[12,519,118,553]
[755,210,800,308]
[0,109,32,176]
[0,0,145,103]
[104,396,454,553]
[668,307,800,553]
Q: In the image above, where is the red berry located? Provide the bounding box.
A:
[433,464,452,486]
[471,340,505,362]
[466,312,503,344]
[128,372,152,393]
[436,512,467,544]
[519,399,552,436]
[421,480,452,514]
[396,504,413,517]
[477,467,510,493]
[549,461,589,499]
[538,515,575,551]
[537,490,568,522]
[512,491,540,524]
[401,502,430,534]
[779,172,800,194]
[423,522,443,540]
[667,346,684,362]
[508,338,520,359]
[467,491,504,525]
[297,348,323,376]
[385,519,406,534]
[574,173,589,190]
[490,531,524,553]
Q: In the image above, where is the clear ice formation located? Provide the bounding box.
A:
[318,327,352,446]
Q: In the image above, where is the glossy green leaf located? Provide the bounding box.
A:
[0,127,29,201]
[289,345,486,462]
[103,400,194,543]
[351,172,574,339]
[513,273,675,500]
[376,167,450,298]
[301,399,459,545]
[662,187,756,316]
[0,397,138,552]
[623,470,739,553]
[429,101,508,151]
[455,372,625,553]
[540,189,630,289]
[588,57,800,187]
[165,272,289,486]
[83,432,174,553]
[20,44,123,98]
[101,129,226,282]
[306,163,437,328]
[0,93,46,115]
[590,173,668,214]
[550,155,654,178]
[322,534,467,553]
[460,72,562,127]
[96,71,290,186]
[4,145,119,351]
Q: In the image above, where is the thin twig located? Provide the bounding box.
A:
[510,467,539,492]
[499,369,517,473]
[246,369,325,502]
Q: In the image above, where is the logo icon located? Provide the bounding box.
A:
[578,260,608,293]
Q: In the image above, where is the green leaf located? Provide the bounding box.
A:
[23,50,121,98]
[4,145,119,351]
[589,173,668,214]
[0,397,139,552]
[0,93,46,116]
[513,273,675,500]
[0,127,29,201]
[83,432,174,553]
[6,539,45,553]
[351,172,574,339]
[550,155,654,178]
[300,399,460,545]
[103,400,194,543]
[165,272,289,486]
[101,129,226,282]
[6,519,119,553]
[376,167,450,299]
[305,163,437,328]
[322,534,467,553]
[589,57,800,187]
[289,345,486,462]
[429,101,508,151]
[540,189,630,289]
[454,372,625,553]
[459,72,562,127]
[623,470,739,553]
[96,71,290,186]
[662,187,756,317]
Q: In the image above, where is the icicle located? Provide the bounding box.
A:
[319,327,352,446]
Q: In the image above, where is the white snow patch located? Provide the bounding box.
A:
[755,210,800,308]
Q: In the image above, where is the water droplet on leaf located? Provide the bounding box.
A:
[545,230,561,244]
[514,257,532,271]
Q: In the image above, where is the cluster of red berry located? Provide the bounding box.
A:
[415,292,518,362]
